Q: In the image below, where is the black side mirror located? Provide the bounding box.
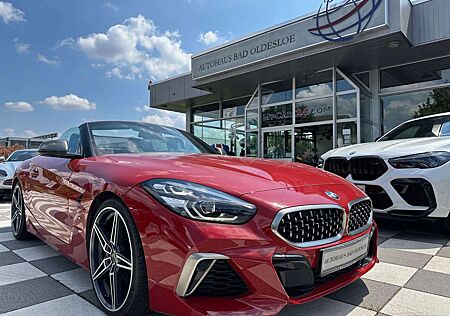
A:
[38,140,81,159]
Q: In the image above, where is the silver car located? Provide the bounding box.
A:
[0,149,38,199]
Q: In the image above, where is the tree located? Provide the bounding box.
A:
[0,144,26,159]
[413,87,450,118]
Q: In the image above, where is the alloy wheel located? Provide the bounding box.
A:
[11,186,23,236]
[90,207,133,312]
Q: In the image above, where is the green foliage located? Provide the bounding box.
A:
[413,87,450,118]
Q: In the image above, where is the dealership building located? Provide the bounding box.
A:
[149,0,450,165]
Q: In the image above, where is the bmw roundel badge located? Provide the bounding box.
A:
[325,191,340,200]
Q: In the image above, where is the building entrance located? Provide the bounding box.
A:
[247,67,364,166]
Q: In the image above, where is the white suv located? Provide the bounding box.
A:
[320,113,450,229]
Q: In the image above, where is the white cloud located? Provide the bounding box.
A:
[4,101,34,112]
[296,83,333,99]
[69,15,190,80]
[41,94,96,111]
[198,31,221,46]
[2,128,14,135]
[103,2,118,11]
[90,63,105,68]
[0,1,26,24]
[135,105,151,112]
[105,67,136,80]
[14,38,30,54]
[37,53,60,66]
[53,38,76,50]
[140,107,186,129]
[23,130,37,137]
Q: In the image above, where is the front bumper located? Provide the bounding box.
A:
[0,178,12,198]
[124,185,378,316]
[325,159,450,219]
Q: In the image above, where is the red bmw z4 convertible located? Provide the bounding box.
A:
[12,121,378,315]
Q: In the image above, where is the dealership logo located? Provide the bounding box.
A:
[309,0,383,42]
[325,191,340,200]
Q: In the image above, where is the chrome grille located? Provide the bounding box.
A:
[348,199,373,235]
[273,206,344,247]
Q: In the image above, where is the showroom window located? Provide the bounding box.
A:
[380,57,450,134]
[381,56,450,91]
[261,80,293,105]
[262,103,293,128]
[295,97,333,124]
[381,87,450,134]
[337,93,357,120]
[191,96,249,155]
[192,103,220,122]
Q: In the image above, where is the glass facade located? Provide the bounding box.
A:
[380,57,450,134]
[189,56,450,166]
[191,97,248,155]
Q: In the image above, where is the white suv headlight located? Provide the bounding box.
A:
[389,152,450,169]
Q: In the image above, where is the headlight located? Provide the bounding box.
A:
[142,179,256,224]
[0,170,7,177]
[317,158,325,169]
[389,152,450,169]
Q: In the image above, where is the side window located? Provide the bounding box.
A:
[59,127,82,155]
[441,122,450,137]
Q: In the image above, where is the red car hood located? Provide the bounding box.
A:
[89,153,348,196]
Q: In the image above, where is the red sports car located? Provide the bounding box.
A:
[12,121,378,315]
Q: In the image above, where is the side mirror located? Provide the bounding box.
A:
[38,140,81,159]
[0,156,5,163]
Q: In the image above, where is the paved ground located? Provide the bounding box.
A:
[1,201,450,316]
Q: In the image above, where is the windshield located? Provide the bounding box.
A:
[88,121,216,156]
[6,150,38,162]
[379,115,450,141]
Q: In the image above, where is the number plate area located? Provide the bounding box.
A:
[321,234,370,276]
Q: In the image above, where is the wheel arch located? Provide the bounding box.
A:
[12,176,20,189]
[86,191,127,243]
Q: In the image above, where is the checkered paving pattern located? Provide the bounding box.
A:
[1,201,450,315]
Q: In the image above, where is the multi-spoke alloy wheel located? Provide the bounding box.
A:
[90,206,134,312]
[11,185,28,240]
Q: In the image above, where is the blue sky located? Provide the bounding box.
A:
[0,0,323,138]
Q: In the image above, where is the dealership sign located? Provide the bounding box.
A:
[309,0,384,42]
[192,0,386,80]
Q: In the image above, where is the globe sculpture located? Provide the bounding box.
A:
[309,0,383,42]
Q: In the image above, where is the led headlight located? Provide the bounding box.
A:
[0,170,7,177]
[142,179,256,224]
[389,152,450,169]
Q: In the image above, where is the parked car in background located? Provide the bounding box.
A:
[0,149,38,200]
[12,121,377,315]
[320,112,450,230]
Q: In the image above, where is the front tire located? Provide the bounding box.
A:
[88,199,149,315]
[11,184,29,240]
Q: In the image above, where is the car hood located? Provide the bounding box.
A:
[0,161,21,176]
[90,154,349,196]
[322,137,450,160]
